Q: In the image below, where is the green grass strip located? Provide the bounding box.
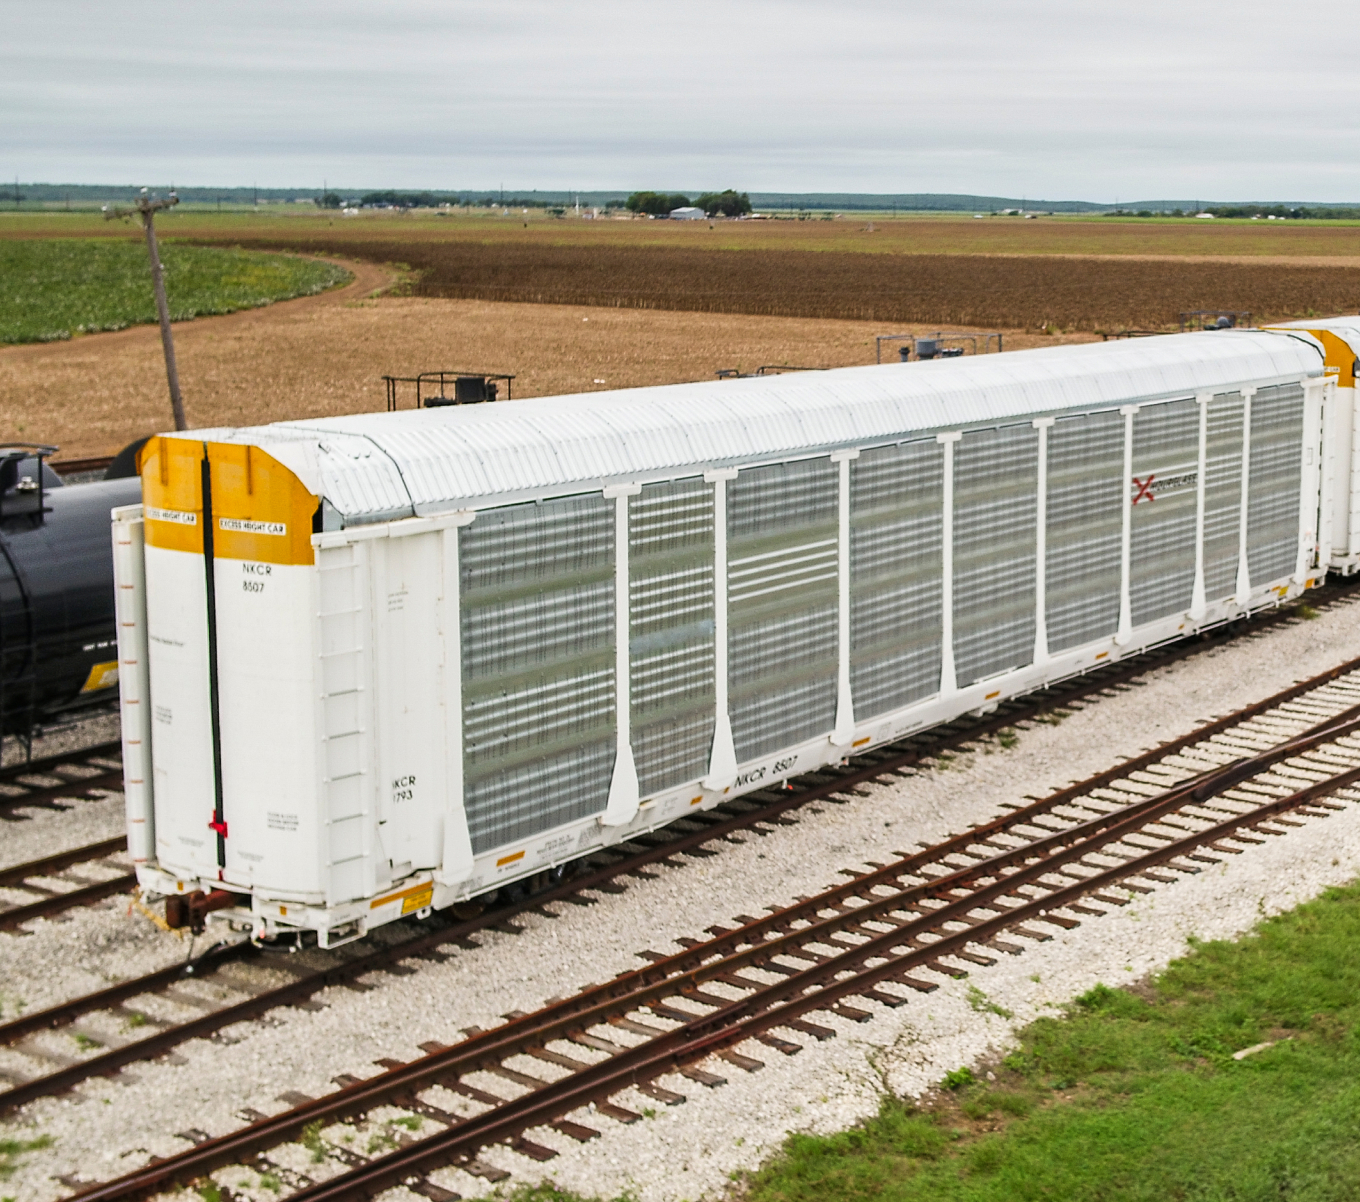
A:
[480,882,1360,1202]
[0,239,351,344]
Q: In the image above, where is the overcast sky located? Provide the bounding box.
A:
[5,0,1358,201]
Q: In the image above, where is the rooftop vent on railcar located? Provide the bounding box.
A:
[875,331,1004,362]
[383,370,516,411]
[1180,310,1252,332]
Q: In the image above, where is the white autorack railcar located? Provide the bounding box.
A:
[115,329,1340,945]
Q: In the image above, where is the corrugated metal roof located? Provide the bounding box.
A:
[177,329,1323,525]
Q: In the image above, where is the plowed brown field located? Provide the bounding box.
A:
[0,281,1092,459]
[221,238,1360,332]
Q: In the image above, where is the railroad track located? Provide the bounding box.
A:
[0,739,131,932]
[0,836,133,931]
[52,651,1360,1201]
[0,591,1344,1112]
[0,740,123,820]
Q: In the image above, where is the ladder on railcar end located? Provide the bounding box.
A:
[316,541,374,913]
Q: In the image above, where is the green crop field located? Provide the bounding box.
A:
[0,239,351,344]
[513,880,1360,1202]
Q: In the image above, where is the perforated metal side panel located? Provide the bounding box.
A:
[1203,393,1245,601]
[459,494,615,855]
[1045,411,1123,652]
[629,478,716,796]
[849,440,943,718]
[728,458,838,761]
[1130,399,1198,626]
[953,425,1037,686]
[1247,383,1305,586]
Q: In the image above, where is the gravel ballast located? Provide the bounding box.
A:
[3,602,1360,1202]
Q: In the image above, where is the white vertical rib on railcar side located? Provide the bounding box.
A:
[1190,394,1210,620]
[831,449,857,745]
[936,431,960,694]
[703,469,738,790]
[1299,378,1329,583]
[603,484,641,825]
[1031,418,1053,666]
[112,504,154,866]
[1234,389,1256,604]
[1116,406,1136,644]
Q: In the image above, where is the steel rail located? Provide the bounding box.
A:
[0,741,123,817]
[0,740,122,786]
[61,667,1360,1201]
[12,642,1357,1113]
[0,836,126,890]
[0,873,136,931]
[0,837,133,931]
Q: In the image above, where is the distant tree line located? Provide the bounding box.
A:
[1208,205,1360,220]
[626,192,692,215]
[312,186,760,215]
[1105,205,1360,220]
[625,189,753,217]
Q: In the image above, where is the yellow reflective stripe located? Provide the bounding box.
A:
[370,878,435,910]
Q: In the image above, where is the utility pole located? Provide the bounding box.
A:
[104,189,187,431]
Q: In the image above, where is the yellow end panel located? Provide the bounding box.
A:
[140,436,205,555]
[1273,328,1357,388]
[207,443,317,567]
[140,438,318,565]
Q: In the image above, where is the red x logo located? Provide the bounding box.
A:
[1131,474,1156,504]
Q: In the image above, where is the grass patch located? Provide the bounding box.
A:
[745,881,1360,1202]
[0,239,350,343]
[965,984,1013,1019]
[0,1134,52,1181]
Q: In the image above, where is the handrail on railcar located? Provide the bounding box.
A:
[383,370,515,411]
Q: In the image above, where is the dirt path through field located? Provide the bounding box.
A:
[0,282,1096,459]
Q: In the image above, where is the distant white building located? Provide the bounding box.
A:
[670,206,706,220]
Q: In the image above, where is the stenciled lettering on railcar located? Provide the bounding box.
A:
[241,562,271,593]
[219,517,287,536]
[1130,469,1198,505]
[535,832,574,863]
[735,765,767,787]
[392,775,416,803]
[146,506,197,525]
